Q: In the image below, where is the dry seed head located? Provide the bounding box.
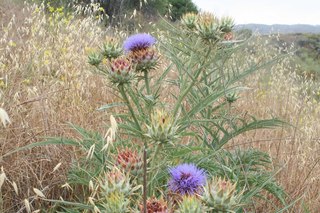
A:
[24,199,31,213]
[86,144,96,159]
[12,181,18,195]
[140,196,168,213]
[33,188,46,198]
[110,115,118,139]
[0,108,10,127]
[52,162,62,173]
[0,172,6,190]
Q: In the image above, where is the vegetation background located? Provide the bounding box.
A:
[0,0,319,212]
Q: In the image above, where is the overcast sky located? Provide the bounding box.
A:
[192,0,320,25]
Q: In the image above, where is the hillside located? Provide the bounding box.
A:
[236,24,320,34]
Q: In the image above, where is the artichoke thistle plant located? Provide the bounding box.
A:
[12,10,289,213]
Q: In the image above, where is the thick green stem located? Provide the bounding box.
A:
[118,84,147,212]
[118,84,141,131]
[143,145,147,213]
[148,144,162,195]
[144,70,151,95]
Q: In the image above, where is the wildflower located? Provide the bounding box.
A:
[168,163,206,195]
[146,109,179,144]
[107,57,135,84]
[123,33,156,52]
[140,197,167,213]
[201,177,243,212]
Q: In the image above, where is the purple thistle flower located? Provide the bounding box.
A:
[168,163,206,195]
[123,33,156,52]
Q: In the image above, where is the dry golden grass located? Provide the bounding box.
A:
[231,37,320,212]
[0,1,319,212]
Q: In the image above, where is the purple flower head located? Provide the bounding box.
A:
[123,33,156,52]
[168,163,206,195]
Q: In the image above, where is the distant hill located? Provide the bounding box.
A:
[236,24,320,34]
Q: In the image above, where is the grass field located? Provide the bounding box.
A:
[0,1,319,212]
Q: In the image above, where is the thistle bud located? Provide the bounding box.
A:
[140,197,168,213]
[219,16,235,34]
[181,12,198,30]
[101,36,122,59]
[88,52,102,66]
[103,191,129,212]
[225,92,238,103]
[176,196,204,213]
[201,177,242,212]
[146,109,179,144]
[195,12,221,41]
[99,168,131,196]
[107,57,135,84]
[116,148,143,176]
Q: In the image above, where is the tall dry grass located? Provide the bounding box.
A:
[0,1,319,212]
[233,36,320,212]
[0,2,121,212]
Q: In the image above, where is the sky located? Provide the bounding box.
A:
[192,0,320,25]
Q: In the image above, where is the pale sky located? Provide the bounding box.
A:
[192,0,320,25]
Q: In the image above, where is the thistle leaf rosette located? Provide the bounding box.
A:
[168,163,206,196]
[201,177,243,212]
[145,109,180,145]
[176,196,204,213]
[106,56,135,85]
[101,36,122,59]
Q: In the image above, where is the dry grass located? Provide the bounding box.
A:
[0,1,319,212]
[0,2,120,212]
[231,37,320,212]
